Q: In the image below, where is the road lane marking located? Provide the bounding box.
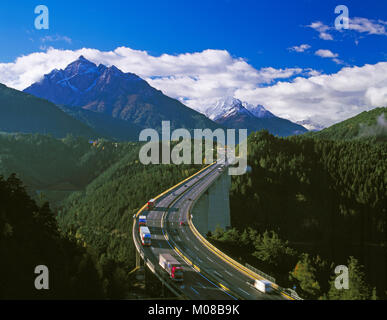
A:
[191,287,199,295]
[239,288,249,296]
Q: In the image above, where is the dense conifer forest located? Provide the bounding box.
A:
[210,127,386,299]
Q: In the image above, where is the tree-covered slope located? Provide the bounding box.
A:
[218,130,386,299]
[306,107,387,141]
[59,105,141,141]
[0,83,97,138]
[58,155,203,267]
[0,133,137,206]
[0,174,105,299]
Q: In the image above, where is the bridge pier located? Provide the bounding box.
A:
[192,170,231,235]
[135,250,143,268]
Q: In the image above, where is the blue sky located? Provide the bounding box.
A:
[0,0,385,69]
[0,0,386,127]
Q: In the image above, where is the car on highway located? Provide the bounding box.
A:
[179,221,186,226]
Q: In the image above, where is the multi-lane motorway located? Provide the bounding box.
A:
[133,163,287,300]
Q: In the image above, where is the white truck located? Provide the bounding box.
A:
[254,279,272,293]
[139,215,147,227]
[139,226,151,246]
[159,253,184,282]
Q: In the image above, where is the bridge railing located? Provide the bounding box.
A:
[185,168,303,300]
[131,162,216,299]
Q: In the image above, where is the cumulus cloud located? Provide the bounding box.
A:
[235,62,387,127]
[308,21,333,40]
[314,49,343,65]
[348,17,387,35]
[0,46,386,127]
[288,44,311,52]
[0,46,304,112]
[315,49,338,58]
[308,17,387,40]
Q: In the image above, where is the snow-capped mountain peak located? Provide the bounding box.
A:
[205,97,252,121]
[242,102,275,119]
[204,96,274,121]
[296,120,325,131]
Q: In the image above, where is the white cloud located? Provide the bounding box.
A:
[315,49,343,65]
[235,62,387,127]
[308,17,387,40]
[0,47,386,127]
[0,46,304,113]
[315,49,338,58]
[348,17,387,35]
[288,44,311,52]
[41,35,72,44]
[308,21,334,40]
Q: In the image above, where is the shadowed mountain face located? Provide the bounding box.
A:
[0,83,96,138]
[24,56,221,132]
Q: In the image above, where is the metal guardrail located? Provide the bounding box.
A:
[132,163,216,299]
[186,167,303,300]
[245,263,276,283]
[133,162,303,300]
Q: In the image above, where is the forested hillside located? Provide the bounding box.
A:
[211,130,386,299]
[0,83,96,138]
[0,174,116,299]
[1,133,204,298]
[58,157,203,268]
[0,133,135,204]
[306,107,386,140]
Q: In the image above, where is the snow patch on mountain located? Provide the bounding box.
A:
[296,120,325,131]
[204,96,275,121]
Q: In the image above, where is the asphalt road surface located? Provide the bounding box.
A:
[134,163,286,300]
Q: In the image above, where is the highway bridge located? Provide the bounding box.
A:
[132,162,296,300]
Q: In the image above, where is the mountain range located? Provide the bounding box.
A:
[0,56,309,140]
[24,56,220,133]
[202,97,307,136]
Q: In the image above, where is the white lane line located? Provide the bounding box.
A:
[191,287,199,295]
[194,246,199,251]
[197,282,205,289]
[225,270,233,277]
[239,288,250,296]
[207,257,214,262]
[213,270,223,278]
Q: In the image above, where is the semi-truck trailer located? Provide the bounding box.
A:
[159,253,184,282]
[139,226,151,246]
[139,215,147,226]
[147,199,156,210]
[254,279,272,293]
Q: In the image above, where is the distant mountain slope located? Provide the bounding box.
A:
[204,97,307,137]
[24,56,221,132]
[306,107,387,140]
[59,105,140,141]
[0,83,96,138]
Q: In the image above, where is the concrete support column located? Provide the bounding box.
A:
[192,171,231,236]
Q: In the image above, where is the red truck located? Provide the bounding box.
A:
[159,253,184,282]
[147,199,156,210]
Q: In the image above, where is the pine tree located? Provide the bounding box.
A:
[327,257,371,300]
